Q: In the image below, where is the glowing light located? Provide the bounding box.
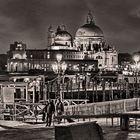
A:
[133,55,140,63]
[56,54,62,63]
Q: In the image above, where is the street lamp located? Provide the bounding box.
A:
[52,54,67,101]
[133,54,140,98]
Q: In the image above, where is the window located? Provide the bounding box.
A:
[96,56,103,59]
[15,89,21,99]
[99,64,102,67]
[112,57,114,64]
[47,52,50,59]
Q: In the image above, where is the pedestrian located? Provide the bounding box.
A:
[42,110,46,122]
[42,101,48,122]
[56,98,64,124]
[46,99,55,127]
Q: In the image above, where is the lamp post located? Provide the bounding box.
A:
[52,54,67,101]
[133,54,140,98]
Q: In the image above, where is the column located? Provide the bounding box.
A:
[25,84,28,102]
[102,80,106,101]
[33,86,35,103]
[21,88,24,99]
[92,81,95,102]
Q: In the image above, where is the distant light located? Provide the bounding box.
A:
[133,55,140,63]
[56,54,62,63]
[17,44,22,47]
[51,46,60,50]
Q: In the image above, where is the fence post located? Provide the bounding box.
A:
[94,104,96,115]
[109,102,111,114]
[136,98,140,110]
[123,100,126,112]
[26,84,28,102]
[77,105,79,122]
[111,117,114,127]
[88,106,91,121]
[14,104,16,121]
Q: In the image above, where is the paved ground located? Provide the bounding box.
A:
[0,120,55,140]
[0,127,54,140]
[103,126,140,140]
[1,125,140,140]
[0,119,140,140]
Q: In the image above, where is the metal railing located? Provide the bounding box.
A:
[0,103,45,122]
[64,98,140,116]
[0,98,140,122]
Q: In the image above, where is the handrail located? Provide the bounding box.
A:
[64,98,140,116]
[0,98,139,122]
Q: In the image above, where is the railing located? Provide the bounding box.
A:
[0,103,45,121]
[63,99,88,106]
[0,98,140,121]
[49,85,120,92]
[48,81,130,93]
[64,98,140,116]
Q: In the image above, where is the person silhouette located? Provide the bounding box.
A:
[45,99,55,127]
[56,98,64,124]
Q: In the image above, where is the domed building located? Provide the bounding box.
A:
[48,25,74,50]
[5,11,119,104]
[55,26,72,45]
[7,11,118,74]
[75,23,103,38]
[74,12,118,70]
[75,12,104,51]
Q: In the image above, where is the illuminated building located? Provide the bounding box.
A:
[7,12,118,74]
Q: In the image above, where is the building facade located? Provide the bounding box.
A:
[7,12,118,74]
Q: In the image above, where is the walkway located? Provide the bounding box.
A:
[0,120,47,129]
[0,119,140,140]
[0,127,54,140]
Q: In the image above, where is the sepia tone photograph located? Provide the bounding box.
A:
[0,0,139,139]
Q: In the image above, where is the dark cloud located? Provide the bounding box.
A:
[0,0,139,53]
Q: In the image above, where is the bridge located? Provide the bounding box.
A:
[64,98,140,116]
[0,98,139,123]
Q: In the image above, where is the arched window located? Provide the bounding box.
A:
[99,64,102,68]
[81,44,83,51]
[96,56,103,59]
[15,63,18,72]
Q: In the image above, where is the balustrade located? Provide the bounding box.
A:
[64,98,140,116]
[0,98,140,121]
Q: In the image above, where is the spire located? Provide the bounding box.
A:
[57,25,61,32]
[61,24,66,31]
[86,10,95,24]
[48,25,53,32]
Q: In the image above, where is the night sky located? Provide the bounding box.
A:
[0,0,140,53]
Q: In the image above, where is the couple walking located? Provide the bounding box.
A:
[42,98,64,127]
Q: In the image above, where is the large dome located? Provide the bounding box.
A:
[75,23,104,37]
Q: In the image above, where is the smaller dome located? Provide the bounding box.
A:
[55,26,72,41]
[55,30,72,41]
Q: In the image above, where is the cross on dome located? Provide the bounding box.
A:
[86,10,95,24]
